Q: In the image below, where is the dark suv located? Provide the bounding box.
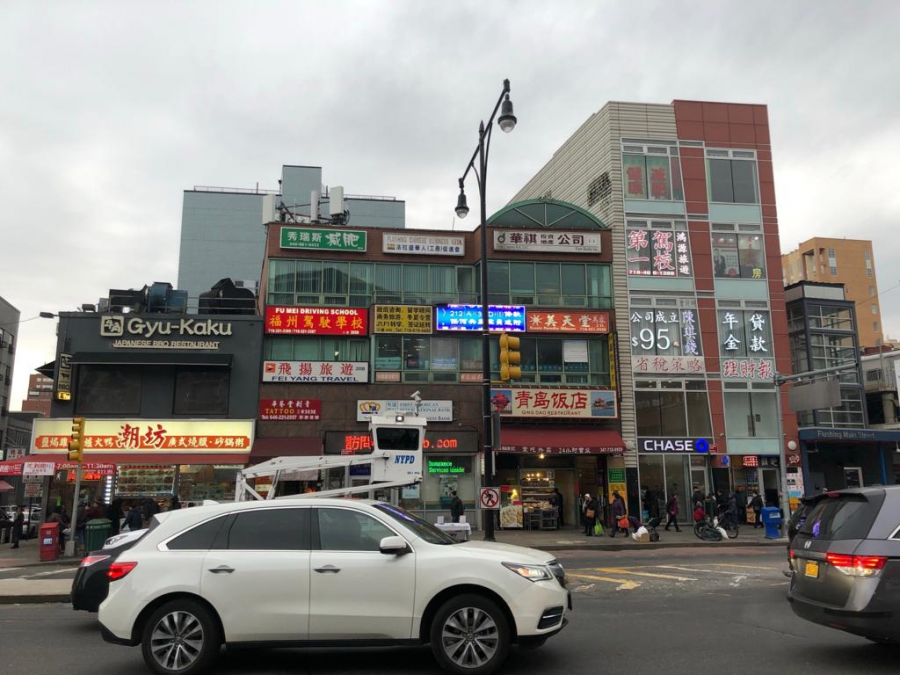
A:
[788,486,900,644]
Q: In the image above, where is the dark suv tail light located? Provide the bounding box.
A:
[825,553,887,577]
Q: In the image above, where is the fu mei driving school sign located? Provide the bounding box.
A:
[265,306,368,336]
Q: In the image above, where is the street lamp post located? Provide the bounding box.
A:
[454,79,517,542]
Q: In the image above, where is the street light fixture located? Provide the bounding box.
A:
[454,78,516,542]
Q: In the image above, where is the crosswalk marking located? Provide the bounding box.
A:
[568,572,641,590]
[591,567,697,582]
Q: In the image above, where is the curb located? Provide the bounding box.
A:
[0,594,71,605]
[0,559,80,571]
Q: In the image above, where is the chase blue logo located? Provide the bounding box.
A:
[694,439,709,454]
[394,455,415,465]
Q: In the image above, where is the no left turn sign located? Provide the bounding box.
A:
[480,487,500,510]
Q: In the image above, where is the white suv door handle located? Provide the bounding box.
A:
[314,565,341,574]
[208,566,235,574]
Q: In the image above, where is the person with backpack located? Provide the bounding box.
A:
[664,492,681,532]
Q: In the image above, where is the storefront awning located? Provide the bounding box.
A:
[0,452,250,475]
[250,437,323,459]
[0,480,14,491]
[798,427,900,444]
[70,352,233,367]
[498,427,626,455]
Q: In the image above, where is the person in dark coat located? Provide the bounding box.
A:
[722,493,739,529]
[170,496,182,511]
[749,492,764,528]
[582,494,598,536]
[610,491,627,537]
[106,499,123,535]
[47,506,69,551]
[552,487,564,526]
[692,485,704,509]
[665,492,681,532]
[449,491,464,523]
[125,504,144,532]
[11,506,25,549]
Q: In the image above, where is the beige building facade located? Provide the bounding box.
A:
[781,237,882,348]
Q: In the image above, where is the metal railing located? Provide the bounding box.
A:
[192,185,280,195]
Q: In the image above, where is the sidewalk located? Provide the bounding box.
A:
[0,539,80,570]
[493,525,787,551]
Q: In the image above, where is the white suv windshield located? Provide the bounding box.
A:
[373,504,457,545]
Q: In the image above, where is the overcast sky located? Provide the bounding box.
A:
[2,1,899,409]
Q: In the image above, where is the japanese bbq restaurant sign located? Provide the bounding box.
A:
[263,360,368,383]
[490,388,618,419]
[30,419,254,456]
[265,306,368,336]
[528,311,609,333]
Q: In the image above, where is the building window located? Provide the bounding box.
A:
[815,387,865,428]
[635,381,712,438]
[874,321,880,332]
[267,259,477,307]
[706,149,759,204]
[622,145,683,201]
[376,335,474,383]
[723,390,778,437]
[488,335,610,386]
[629,300,702,357]
[265,337,369,362]
[718,307,772,357]
[872,303,878,315]
[174,368,230,415]
[625,220,692,277]
[809,333,857,381]
[486,262,612,309]
[805,305,853,331]
[75,365,142,415]
[869,286,875,296]
[711,227,765,279]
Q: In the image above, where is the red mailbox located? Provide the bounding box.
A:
[39,522,60,562]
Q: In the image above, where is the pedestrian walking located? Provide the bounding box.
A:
[665,492,681,532]
[170,496,182,511]
[106,499,123,535]
[722,492,739,530]
[11,506,24,549]
[75,501,87,550]
[750,491,764,528]
[582,493,598,536]
[449,491,464,523]
[610,491,627,537]
[125,504,144,532]
[692,485,704,509]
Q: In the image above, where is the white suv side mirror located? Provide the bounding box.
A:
[379,535,410,556]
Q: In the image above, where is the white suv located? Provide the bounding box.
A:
[98,499,570,675]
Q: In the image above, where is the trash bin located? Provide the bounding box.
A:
[85,518,112,553]
[40,522,60,562]
[761,506,782,539]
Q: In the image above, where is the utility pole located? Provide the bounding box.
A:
[64,417,85,557]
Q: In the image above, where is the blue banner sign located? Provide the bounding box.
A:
[435,305,526,332]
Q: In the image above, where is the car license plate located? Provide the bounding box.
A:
[805,560,819,578]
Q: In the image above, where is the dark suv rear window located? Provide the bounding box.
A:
[799,495,880,541]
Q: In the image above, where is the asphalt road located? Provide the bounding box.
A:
[1,548,896,675]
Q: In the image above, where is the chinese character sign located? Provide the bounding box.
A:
[265,306,368,336]
[30,419,254,455]
[435,305,526,332]
[527,311,609,334]
[382,234,465,256]
[372,305,433,334]
[719,309,770,357]
[490,388,617,418]
[631,355,705,375]
[259,399,322,421]
[721,358,775,380]
[493,230,601,253]
[626,227,692,277]
[280,227,367,252]
[262,361,369,383]
[630,308,702,357]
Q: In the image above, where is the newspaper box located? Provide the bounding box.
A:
[39,522,60,561]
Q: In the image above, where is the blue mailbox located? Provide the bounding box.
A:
[760,506,782,539]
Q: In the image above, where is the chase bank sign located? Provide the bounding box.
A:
[639,437,712,453]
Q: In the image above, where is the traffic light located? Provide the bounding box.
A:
[68,417,85,463]
[499,333,521,381]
